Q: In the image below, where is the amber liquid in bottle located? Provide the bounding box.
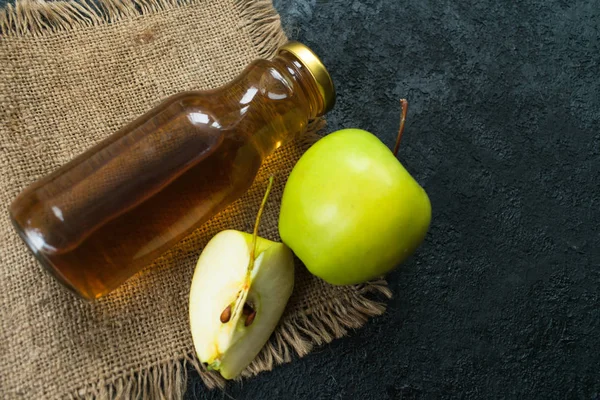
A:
[10,44,331,300]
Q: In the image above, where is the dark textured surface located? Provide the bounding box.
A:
[189,0,600,399]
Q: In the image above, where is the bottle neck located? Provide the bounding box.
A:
[272,52,325,120]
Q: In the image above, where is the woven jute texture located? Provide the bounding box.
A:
[0,0,391,398]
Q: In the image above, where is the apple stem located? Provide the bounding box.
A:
[226,176,274,327]
[248,175,274,272]
[392,99,409,157]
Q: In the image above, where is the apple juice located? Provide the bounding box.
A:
[9,42,335,300]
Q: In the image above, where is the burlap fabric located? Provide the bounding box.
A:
[0,0,391,398]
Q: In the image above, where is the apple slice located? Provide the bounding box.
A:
[189,178,294,379]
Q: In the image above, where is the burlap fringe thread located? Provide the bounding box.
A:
[1,0,287,60]
[65,281,391,399]
[1,0,393,398]
[196,280,392,389]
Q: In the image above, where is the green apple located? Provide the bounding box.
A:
[189,177,294,379]
[278,128,431,285]
[189,230,294,379]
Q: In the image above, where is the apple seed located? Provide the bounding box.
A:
[220,305,232,323]
[244,310,256,327]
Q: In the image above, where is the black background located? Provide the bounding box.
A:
[190,0,600,398]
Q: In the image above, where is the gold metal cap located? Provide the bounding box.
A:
[278,41,336,116]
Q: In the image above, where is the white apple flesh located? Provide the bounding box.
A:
[189,230,294,379]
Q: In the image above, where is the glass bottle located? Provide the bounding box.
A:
[9,41,335,300]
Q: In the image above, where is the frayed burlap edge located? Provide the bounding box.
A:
[1,0,285,46]
[66,280,392,399]
[1,0,393,398]
[0,0,158,35]
[196,279,393,390]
